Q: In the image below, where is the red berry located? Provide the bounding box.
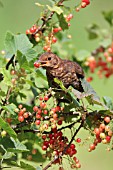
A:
[53,28,59,33]
[106,136,111,143]
[36,114,41,119]
[35,120,40,125]
[44,96,49,101]
[43,45,48,51]
[76,163,81,168]
[40,102,46,109]
[42,134,47,140]
[43,141,49,147]
[33,106,39,112]
[34,62,40,68]
[89,144,96,150]
[26,29,30,34]
[42,145,47,150]
[70,144,75,149]
[76,138,81,143]
[39,96,43,100]
[57,120,62,125]
[18,104,23,109]
[53,113,58,120]
[81,2,87,8]
[55,106,61,112]
[94,128,100,136]
[82,0,90,5]
[87,76,93,82]
[52,37,57,43]
[30,25,37,34]
[18,109,25,116]
[23,112,29,118]
[37,109,42,114]
[104,116,110,124]
[99,123,105,131]
[18,116,24,122]
[43,110,48,115]
[49,139,54,144]
[32,149,37,155]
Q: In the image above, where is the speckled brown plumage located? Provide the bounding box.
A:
[38,52,85,92]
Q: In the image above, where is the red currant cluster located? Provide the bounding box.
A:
[26,25,37,35]
[88,116,113,152]
[41,129,81,169]
[76,0,90,12]
[15,104,30,122]
[86,44,113,82]
[25,13,73,52]
[15,93,83,169]
[33,95,63,130]
[39,14,73,52]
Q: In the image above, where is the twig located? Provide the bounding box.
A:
[33,0,65,35]
[62,120,83,155]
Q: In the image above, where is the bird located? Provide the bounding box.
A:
[37,52,85,92]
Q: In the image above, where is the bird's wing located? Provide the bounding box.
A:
[63,60,84,78]
[74,62,84,78]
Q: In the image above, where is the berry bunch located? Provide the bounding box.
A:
[14,92,83,169]
[86,44,113,81]
[25,13,73,52]
[15,104,30,122]
[41,130,81,169]
[88,116,113,152]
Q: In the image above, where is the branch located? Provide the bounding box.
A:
[33,0,65,35]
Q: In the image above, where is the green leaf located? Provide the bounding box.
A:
[86,24,99,40]
[17,50,37,70]
[5,32,33,56]
[81,78,103,106]
[2,103,17,115]
[99,38,112,48]
[76,50,90,61]
[57,13,68,31]
[46,5,63,15]
[98,109,113,116]
[0,117,17,139]
[36,68,47,80]
[0,68,12,86]
[2,151,15,159]
[68,87,80,107]
[0,144,15,160]
[102,10,113,26]
[103,96,113,110]
[8,138,29,153]
[20,161,36,170]
[0,89,5,97]
[25,48,37,62]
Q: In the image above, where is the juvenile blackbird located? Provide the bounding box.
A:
[38,52,85,92]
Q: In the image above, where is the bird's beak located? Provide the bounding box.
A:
[37,60,50,67]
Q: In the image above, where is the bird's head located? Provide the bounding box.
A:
[38,52,61,69]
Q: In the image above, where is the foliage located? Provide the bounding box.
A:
[0,0,113,170]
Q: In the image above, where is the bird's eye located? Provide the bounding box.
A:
[48,57,51,60]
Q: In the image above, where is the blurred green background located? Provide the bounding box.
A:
[0,0,113,170]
